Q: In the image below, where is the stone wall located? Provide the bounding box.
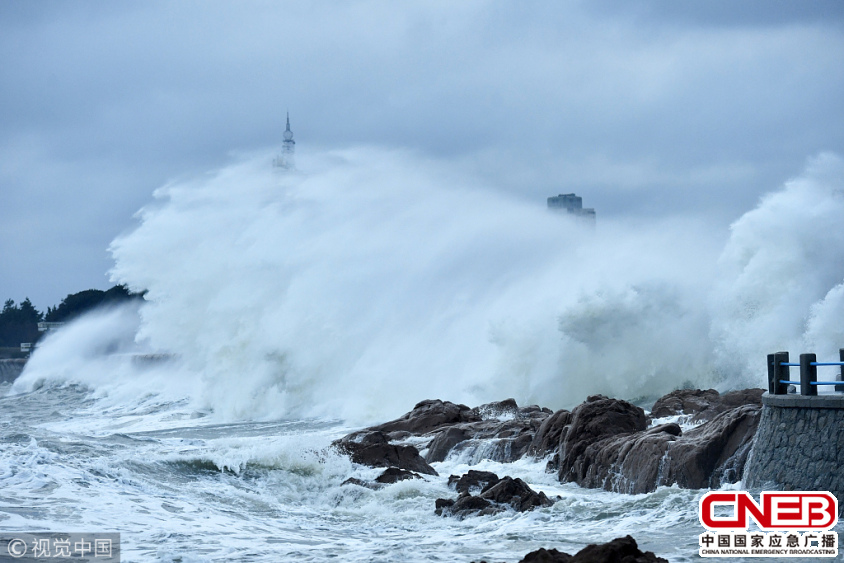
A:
[745,393,844,514]
[0,359,26,383]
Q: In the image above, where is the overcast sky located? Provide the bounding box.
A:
[2,0,843,310]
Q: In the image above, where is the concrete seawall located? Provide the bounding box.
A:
[745,393,844,513]
[0,359,26,384]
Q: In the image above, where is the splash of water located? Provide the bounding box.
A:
[13,149,844,423]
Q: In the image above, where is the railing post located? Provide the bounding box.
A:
[800,353,817,396]
[837,348,844,393]
[768,351,790,395]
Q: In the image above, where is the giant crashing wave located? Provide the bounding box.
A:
[12,149,844,425]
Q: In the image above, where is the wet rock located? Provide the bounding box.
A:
[473,536,667,563]
[374,467,423,484]
[448,470,500,494]
[437,472,552,518]
[476,398,520,418]
[425,426,473,463]
[479,476,553,512]
[660,402,761,489]
[435,493,503,517]
[563,424,681,494]
[570,535,667,563]
[340,477,380,489]
[649,388,720,419]
[368,399,482,435]
[337,398,555,466]
[527,409,572,459]
[336,389,764,498]
[558,395,647,485]
[333,431,438,476]
[518,547,572,562]
[559,400,760,493]
[650,388,764,422]
[438,401,555,464]
[514,536,668,563]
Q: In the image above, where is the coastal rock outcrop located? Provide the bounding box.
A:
[517,535,668,563]
[333,430,438,476]
[650,387,764,422]
[436,471,553,518]
[558,395,761,493]
[472,535,668,563]
[334,388,764,496]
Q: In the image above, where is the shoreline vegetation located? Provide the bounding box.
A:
[0,285,144,358]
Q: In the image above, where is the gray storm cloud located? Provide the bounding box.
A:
[1,1,843,308]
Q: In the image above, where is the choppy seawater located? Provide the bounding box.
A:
[4,381,838,563]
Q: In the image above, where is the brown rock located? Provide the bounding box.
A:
[369,399,482,435]
[567,535,667,563]
[650,388,764,422]
[518,547,572,562]
[661,402,761,488]
[527,409,573,459]
[333,431,438,476]
[558,396,647,484]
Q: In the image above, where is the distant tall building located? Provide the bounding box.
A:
[273,112,295,170]
[547,193,596,221]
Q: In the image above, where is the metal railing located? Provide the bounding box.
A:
[767,349,844,395]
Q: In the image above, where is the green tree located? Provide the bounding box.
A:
[45,285,144,322]
[0,297,43,347]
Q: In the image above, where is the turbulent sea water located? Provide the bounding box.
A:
[0,381,713,562]
[2,149,844,561]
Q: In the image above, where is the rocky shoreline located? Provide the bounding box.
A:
[331,388,764,561]
[487,535,667,563]
[333,388,764,495]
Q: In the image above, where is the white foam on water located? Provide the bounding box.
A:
[9,149,844,424]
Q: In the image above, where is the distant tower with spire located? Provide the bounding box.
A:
[273,112,295,169]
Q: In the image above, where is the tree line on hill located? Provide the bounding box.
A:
[0,285,144,349]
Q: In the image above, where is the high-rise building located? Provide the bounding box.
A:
[273,112,295,170]
[547,193,596,221]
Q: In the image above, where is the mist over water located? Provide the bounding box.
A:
[13,149,844,424]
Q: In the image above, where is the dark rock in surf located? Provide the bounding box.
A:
[517,547,572,563]
[557,395,648,485]
[375,467,424,484]
[435,493,502,518]
[659,403,761,489]
[426,426,473,463]
[436,471,553,518]
[480,476,553,512]
[336,388,764,497]
[650,387,764,422]
[333,430,438,476]
[338,398,555,466]
[474,535,668,563]
[447,470,500,494]
[559,394,761,493]
[426,400,553,463]
[368,399,482,435]
[527,408,572,459]
[561,535,667,563]
[438,413,549,464]
[559,422,682,494]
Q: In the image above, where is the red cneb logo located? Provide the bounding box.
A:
[699,491,838,531]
